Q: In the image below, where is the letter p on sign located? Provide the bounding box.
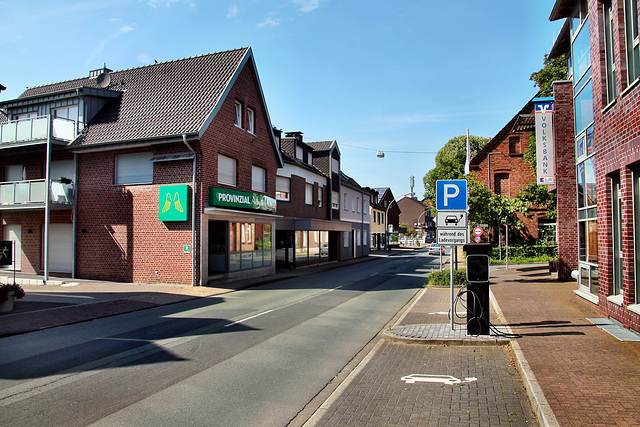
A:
[436,180,467,211]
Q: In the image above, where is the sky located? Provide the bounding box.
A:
[1,0,563,200]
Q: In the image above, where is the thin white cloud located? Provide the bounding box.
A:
[137,53,152,64]
[227,5,239,19]
[257,17,280,28]
[85,24,136,69]
[293,0,322,13]
[146,0,196,9]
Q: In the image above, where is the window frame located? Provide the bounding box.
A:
[115,152,153,185]
[247,107,255,134]
[276,176,290,201]
[234,101,243,128]
[624,0,640,85]
[251,165,266,193]
[218,154,237,186]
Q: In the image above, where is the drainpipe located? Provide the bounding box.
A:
[43,115,52,284]
[71,153,78,278]
[182,134,197,286]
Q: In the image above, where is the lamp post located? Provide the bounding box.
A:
[385,192,414,251]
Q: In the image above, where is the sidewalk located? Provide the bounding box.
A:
[304,265,640,427]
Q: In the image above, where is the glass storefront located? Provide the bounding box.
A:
[209,220,272,274]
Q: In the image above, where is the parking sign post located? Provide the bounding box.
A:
[436,180,468,331]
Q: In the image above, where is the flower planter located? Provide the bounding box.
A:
[0,291,15,313]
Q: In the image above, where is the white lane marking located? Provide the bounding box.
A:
[223,310,274,327]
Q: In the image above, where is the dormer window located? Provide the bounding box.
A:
[296,145,303,160]
[53,105,78,121]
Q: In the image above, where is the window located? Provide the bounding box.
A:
[575,81,594,136]
[633,166,640,304]
[115,152,153,185]
[604,0,617,103]
[317,186,323,207]
[252,165,266,193]
[247,108,255,134]
[356,197,360,213]
[351,195,355,212]
[494,173,509,196]
[305,183,313,205]
[344,232,349,247]
[624,0,640,84]
[344,193,348,211]
[218,154,237,186]
[612,173,623,296]
[5,164,24,181]
[357,229,361,246]
[307,152,312,165]
[53,105,78,120]
[509,136,520,155]
[276,176,290,201]
[296,145,304,160]
[234,101,242,127]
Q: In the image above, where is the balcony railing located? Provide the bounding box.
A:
[0,179,75,206]
[0,116,77,145]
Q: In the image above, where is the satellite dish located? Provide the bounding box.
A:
[96,72,111,88]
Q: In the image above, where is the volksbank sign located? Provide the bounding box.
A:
[209,188,277,213]
[534,97,555,185]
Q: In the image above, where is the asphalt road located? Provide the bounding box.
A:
[0,251,438,426]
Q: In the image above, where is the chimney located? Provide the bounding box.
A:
[285,131,303,143]
[89,63,113,78]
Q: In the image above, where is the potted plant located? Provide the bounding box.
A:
[58,176,72,184]
[0,283,25,313]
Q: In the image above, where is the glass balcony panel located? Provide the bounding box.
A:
[16,120,33,141]
[32,117,48,140]
[31,181,45,202]
[1,122,17,143]
[14,182,30,203]
[0,184,15,204]
[52,118,75,141]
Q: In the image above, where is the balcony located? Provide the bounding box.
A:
[0,179,75,209]
[0,116,77,146]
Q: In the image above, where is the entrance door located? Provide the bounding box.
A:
[3,224,21,271]
[48,224,73,273]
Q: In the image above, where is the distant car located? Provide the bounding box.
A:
[320,243,329,256]
[428,243,444,255]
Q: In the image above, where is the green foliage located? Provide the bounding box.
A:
[423,134,490,209]
[427,268,467,287]
[530,54,567,96]
[523,132,537,172]
[467,178,526,232]
[489,245,557,264]
[517,183,557,219]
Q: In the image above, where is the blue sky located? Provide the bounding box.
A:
[1,0,563,199]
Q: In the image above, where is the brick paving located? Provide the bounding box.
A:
[490,267,640,427]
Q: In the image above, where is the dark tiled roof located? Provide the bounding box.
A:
[281,151,327,177]
[341,172,363,191]
[307,140,335,151]
[20,48,251,147]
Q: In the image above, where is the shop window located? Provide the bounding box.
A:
[115,152,152,185]
[276,176,290,201]
[218,154,237,186]
[252,165,266,193]
[227,221,272,272]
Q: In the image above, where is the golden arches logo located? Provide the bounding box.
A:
[161,192,184,213]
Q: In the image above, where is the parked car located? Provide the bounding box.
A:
[428,243,444,255]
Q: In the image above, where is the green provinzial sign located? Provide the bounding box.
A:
[209,188,277,213]
[159,185,189,221]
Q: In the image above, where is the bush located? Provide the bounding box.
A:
[490,245,556,263]
[427,268,467,287]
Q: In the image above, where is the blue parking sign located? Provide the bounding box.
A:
[436,180,468,211]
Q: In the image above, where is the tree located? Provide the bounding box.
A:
[530,54,567,96]
[423,134,489,207]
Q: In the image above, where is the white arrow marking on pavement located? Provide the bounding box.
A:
[401,374,477,385]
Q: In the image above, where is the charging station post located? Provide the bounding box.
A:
[463,243,491,335]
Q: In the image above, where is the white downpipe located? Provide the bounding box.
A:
[43,115,52,283]
[182,134,197,286]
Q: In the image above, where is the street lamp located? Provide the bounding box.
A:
[385,192,414,251]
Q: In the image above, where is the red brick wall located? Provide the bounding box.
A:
[276,175,328,219]
[586,0,640,330]
[553,81,578,280]
[75,145,193,284]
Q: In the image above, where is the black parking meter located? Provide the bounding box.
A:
[463,243,491,335]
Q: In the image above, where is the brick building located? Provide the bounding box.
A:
[397,196,435,242]
[549,0,640,332]
[0,47,283,286]
[470,100,554,243]
[373,187,402,248]
[274,131,351,268]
